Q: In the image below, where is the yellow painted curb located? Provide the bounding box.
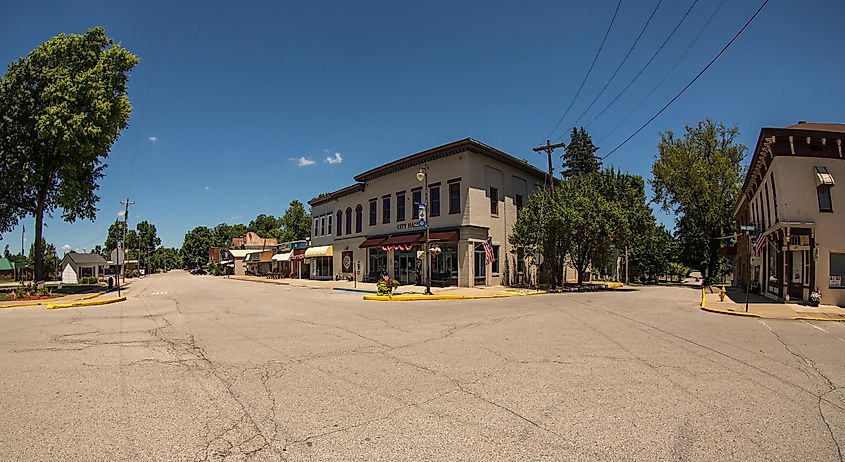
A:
[0,291,107,309]
[791,315,845,322]
[699,306,762,318]
[501,290,547,296]
[605,282,624,289]
[364,294,511,301]
[700,288,707,308]
[47,296,126,310]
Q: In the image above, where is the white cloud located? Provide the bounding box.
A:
[61,244,71,251]
[117,210,125,217]
[290,156,315,167]
[148,136,158,142]
[204,186,211,191]
[324,152,343,165]
[230,214,242,221]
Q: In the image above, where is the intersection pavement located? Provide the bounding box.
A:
[0,270,842,461]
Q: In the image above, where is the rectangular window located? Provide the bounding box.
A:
[818,185,833,212]
[313,218,318,237]
[802,250,810,286]
[515,194,523,216]
[430,185,441,217]
[396,192,406,222]
[327,214,332,235]
[489,187,498,215]
[320,215,326,236]
[770,174,779,223]
[369,199,377,226]
[412,189,422,219]
[830,252,845,288]
[449,181,461,214]
[764,183,771,229]
[474,244,486,279]
[382,196,391,224]
[517,248,525,274]
[491,245,500,275]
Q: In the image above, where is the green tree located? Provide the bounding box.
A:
[135,220,160,269]
[210,223,248,247]
[509,189,571,288]
[0,27,139,282]
[650,119,745,283]
[3,245,10,259]
[279,200,311,242]
[181,226,212,269]
[628,223,675,283]
[149,247,181,273]
[248,214,281,239]
[92,244,105,258]
[561,127,601,178]
[28,237,59,280]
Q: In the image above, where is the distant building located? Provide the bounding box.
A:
[308,138,548,286]
[61,252,107,283]
[231,232,277,250]
[734,122,844,306]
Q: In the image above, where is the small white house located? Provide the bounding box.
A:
[61,252,107,283]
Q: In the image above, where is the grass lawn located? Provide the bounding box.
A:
[51,284,106,296]
[0,293,12,302]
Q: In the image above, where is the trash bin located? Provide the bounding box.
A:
[108,277,114,289]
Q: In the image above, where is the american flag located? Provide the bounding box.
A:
[754,233,766,256]
[483,239,495,264]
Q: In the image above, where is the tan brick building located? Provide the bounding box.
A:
[734,123,845,306]
[308,138,548,286]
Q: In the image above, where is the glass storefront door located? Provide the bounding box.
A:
[396,250,419,285]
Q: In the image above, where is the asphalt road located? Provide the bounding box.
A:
[1,271,843,461]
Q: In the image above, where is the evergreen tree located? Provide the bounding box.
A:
[561,127,602,178]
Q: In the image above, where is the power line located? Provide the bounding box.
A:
[597,0,726,148]
[600,0,770,161]
[545,0,623,140]
[583,0,701,131]
[563,0,664,134]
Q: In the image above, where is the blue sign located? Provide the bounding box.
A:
[418,219,426,228]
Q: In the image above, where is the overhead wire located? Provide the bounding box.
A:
[545,0,623,140]
[563,0,664,135]
[599,0,770,161]
[582,0,701,132]
[597,0,727,148]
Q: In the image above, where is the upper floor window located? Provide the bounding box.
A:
[430,184,441,217]
[489,186,499,215]
[327,213,332,235]
[320,215,326,236]
[412,188,422,219]
[355,205,363,233]
[313,218,318,237]
[448,180,461,215]
[382,196,391,224]
[515,194,523,216]
[816,166,834,213]
[396,191,406,222]
[346,207,353,235]
[337,210,343,237]
[369,199,377,226]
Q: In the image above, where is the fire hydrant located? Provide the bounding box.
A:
[719,286,727,302]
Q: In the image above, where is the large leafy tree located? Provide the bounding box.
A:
[149,247,181,273]
[561,127,601,178]
[135,220,160,268]
[28,237,58,280]
[104,219,137,256]
[248,214,281,239]
[181,226,213,269]
[279,200,311,242]
[509,189,571,288]
[628,222,675,283]
[0,27,139,281]
[210,223,248,247]
[651,119,745,283]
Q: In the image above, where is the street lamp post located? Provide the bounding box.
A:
[417,164,432,295]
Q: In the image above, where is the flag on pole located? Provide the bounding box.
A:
[483,238,495,264]
[754,233,766,256]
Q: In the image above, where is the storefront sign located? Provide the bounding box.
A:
[397,220,423,230]
[342,251,353,273]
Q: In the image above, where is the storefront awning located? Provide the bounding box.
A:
[428,230,460,243]
[272,252,292,262]
[359,237,386,248]
[304,245,333,257]
[382,234,424,246]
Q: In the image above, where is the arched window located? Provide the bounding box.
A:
[355,205,363,233]
[336,210,343,237]
[346,207,353,235]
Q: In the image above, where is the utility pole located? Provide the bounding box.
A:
[532,139,566,192]
[21,224,25,257]
[121,198,134,285]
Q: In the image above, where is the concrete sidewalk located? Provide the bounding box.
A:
[225,275,518,296]
[701,286,845,320]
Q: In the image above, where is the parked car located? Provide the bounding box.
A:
[190,267,206,275]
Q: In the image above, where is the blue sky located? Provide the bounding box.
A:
[2,0,843,251]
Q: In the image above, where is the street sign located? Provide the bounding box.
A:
[110,248,125,266]
[418,219,426,228]
[739,225,755,232]
[418,203,426,221]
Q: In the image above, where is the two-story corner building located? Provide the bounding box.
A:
[307,138,547,286]
[734,122,844,307]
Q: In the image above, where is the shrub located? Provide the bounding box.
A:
[204,262,224,276]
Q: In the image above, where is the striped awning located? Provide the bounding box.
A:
[304,245,333,257]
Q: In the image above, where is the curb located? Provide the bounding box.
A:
[363,294,510,301]
[791,315,845,322]
[699,306,762,318]
[46,296,126,310]
[0,291,107,309]
[501,290,547,296]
